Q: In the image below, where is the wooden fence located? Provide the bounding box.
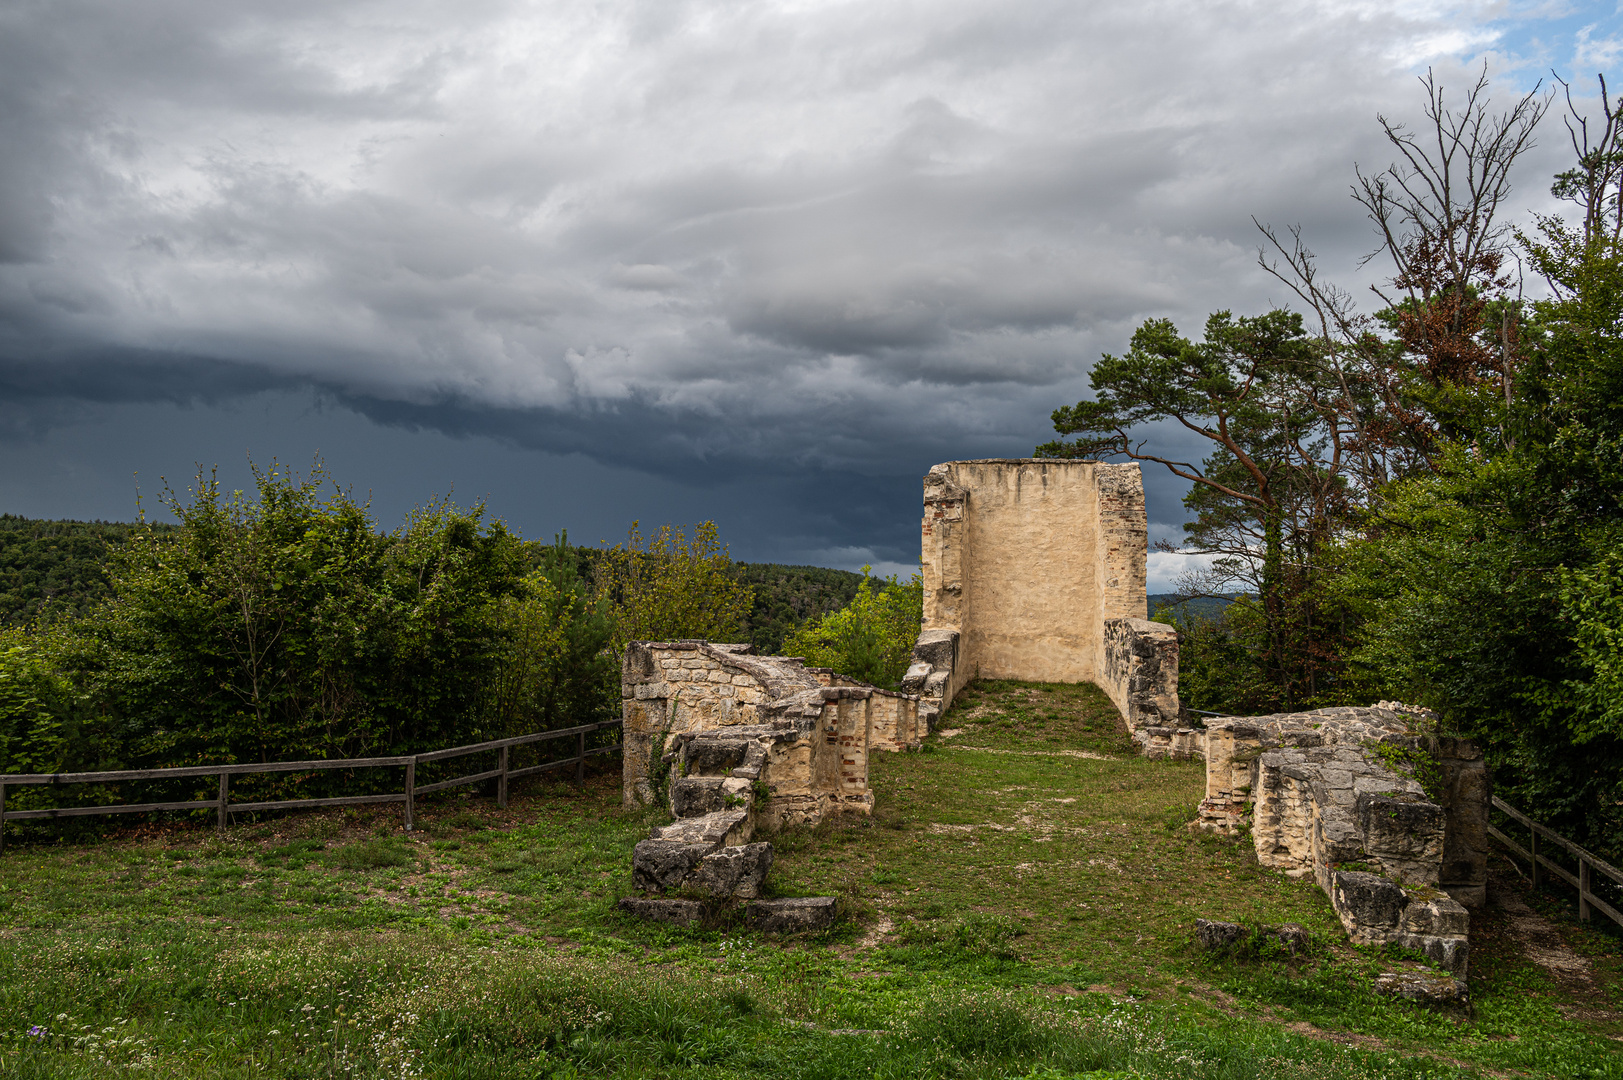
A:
[0,719,622,854]
[1489,795,1623,929]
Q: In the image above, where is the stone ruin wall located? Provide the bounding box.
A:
[1198,703,1490,977]
[616,457,1496,967]
[620,640,922,827]
[902,459,1181,738]
[617,641,922,929]
[892,457,1492,981]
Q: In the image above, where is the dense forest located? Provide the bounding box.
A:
[0,513,868,655]
[0,515,178,626]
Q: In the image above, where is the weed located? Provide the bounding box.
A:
[326,838,412,871]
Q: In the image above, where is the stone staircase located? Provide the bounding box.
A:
[618,730,835,932]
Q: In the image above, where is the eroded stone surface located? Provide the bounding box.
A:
[622,641,921,825]
[694,843,773,900]
[1194,919,1247,949]
[1332,871,1408,932]
[747,896,838,933]
[617,897,703,927]
[1375,971,1471,1016]
[1193,702,1485,978]
[650,809,752,848]
[1269,924,1310,955]
[632,840,716,894]
[909,460,1151,730]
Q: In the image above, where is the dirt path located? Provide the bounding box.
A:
[1492,881,1591,981]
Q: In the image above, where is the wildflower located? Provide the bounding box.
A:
[27,1026,44,1037]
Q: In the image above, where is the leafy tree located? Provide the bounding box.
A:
[481,533,617,736]
[0,627,72,773]
[1038,309,1357,708]
[1344,77,1623,858]
[729,562,870,654]
[783,568,923,689]
[592,522,754,656]
[53,462,530,784]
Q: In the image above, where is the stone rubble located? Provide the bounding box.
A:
[620,641,882,929]
[1374,970,1472,1017]
[1196,704,1488,978]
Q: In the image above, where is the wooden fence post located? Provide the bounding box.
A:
[1531,828,1540,887]
[217,772,230,833]
[0,782,6,855]
[404,760,415,832]
[498,746,508,810]
[1580,857,1592,922]
[575,731,586,784]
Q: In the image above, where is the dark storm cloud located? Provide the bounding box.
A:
[0,0,1601,580]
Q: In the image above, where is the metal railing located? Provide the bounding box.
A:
[0,719,622,853]
[1489,795,1623,929]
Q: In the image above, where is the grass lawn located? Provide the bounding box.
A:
[0,680,1618,1078]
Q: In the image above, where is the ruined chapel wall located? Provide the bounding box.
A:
[919,460,1149,699]
[621,642,810,806]
[1100,617,1182,750]
[622,641,917,820]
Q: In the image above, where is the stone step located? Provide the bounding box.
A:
[670,776,754,818]
[632,840,717,893]
[631,839,772,899]
[617,896,702,927]
[650,808,752,848]
[681,737,752,776]
[693,843,772,900]
[745,896,837,933]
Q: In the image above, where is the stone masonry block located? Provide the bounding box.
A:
[684,738,748,776]
[746,896,837,933]
[1399,896,1469,938]
[1194,919,1247,949]
[1331,870,1407,934]
[632,840,716,894]
[618,897,702,926]
[694,843,773,900]
[670,776,726,818]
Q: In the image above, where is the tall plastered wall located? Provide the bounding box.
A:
[919,459,1148,697]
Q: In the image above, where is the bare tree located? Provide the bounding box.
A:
[1536,74,1623,284]
[1256,64,1549,475]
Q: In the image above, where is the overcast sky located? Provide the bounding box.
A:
[0,0,1617,587]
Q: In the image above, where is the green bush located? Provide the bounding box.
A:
[0,627,72,773]
[0,462,638,813]
[783,568,922,689]
[593,522,754,656]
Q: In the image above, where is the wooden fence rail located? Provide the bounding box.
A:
[0,719,623,854]
[1488,795,1623,929]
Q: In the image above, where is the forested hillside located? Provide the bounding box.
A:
[0,514,869,653]
[0,515,178,626]
[732,562,868,653]
[1147,592,1233,621]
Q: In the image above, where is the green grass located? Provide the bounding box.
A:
[0,680,1618,1078]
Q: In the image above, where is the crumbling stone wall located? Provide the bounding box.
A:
[621,641,922,826]
[904,459,1151,728]
[1197,703,1490,976]
[1100,617,1195,757]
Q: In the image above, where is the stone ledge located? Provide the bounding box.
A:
[746,896,838,933]
[617,897,702,927]
[1375,970,1470,1017]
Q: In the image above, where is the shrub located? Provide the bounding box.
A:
[783,568,922,689]
[592,522,754,656]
